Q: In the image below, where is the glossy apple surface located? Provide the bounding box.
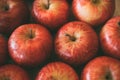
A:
[55,21,98,65]
[0,0,29,35]
[8,24,53,67]
[72,0,115,27]
[32,0,70,31]
[100,16,120,59]
[35,62,79,80]
[0,64,30,80]
[81,56,120,80]
[0,34,8,65]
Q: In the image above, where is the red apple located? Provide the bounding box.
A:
[100,16,120,59]
[55,21,98,66]
[0,34,8,65]
[32,0,70,31]
[8,24,53,67]
[35,62,79,80]
[72,0,115,27]
[0,0,29,35]
[0,64,30,80]
[81,56,120,80]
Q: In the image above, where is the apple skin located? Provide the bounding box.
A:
[0,64,30,80]
[72,0,115,27]
[100,16,120,59]
[8,24,53,67]
[32,0,70,31]
[35,62,79,80]
[55,21,98,66]
[0,0,29,35]
[0,34,8,65]
[81,56,120,80]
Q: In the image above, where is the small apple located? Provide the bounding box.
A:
[0,64,30,80]
[55,21,98,66]
[0,0,29,35]
[0,34,8,65]
[8,24,53,67]
[81,56,120,80]
[72,0,115,27]
[35,62,79,80]
[100,16,120,59]
[32,0,70,31]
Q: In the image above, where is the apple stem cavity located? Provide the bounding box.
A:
[65,34,76,41]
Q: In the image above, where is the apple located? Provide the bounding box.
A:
[0,34,8,65]
[0,64,30,80]
[8,24,53,67]
[0,0,29,35]
[100,16,120,59]
[54,21,98,66]
[35,62,79,80]
[81,56,120,80]
[32,0,70,31]
[72,0,115,27]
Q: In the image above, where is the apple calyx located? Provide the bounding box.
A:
[105,71,113,80]
[65,34,76,41]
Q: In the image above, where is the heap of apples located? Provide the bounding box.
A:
[0,0,120,80]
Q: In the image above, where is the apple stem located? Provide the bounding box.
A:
[0,1,9,11]
[29,29,34,39]
[48,76,57,80]
[118,21,120,26]
[4,5,9,11]
[92,0,98,4]
[105,71,113,80]
[46,0,50,9]
[0,76,10,80]
[65,34,76,41]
